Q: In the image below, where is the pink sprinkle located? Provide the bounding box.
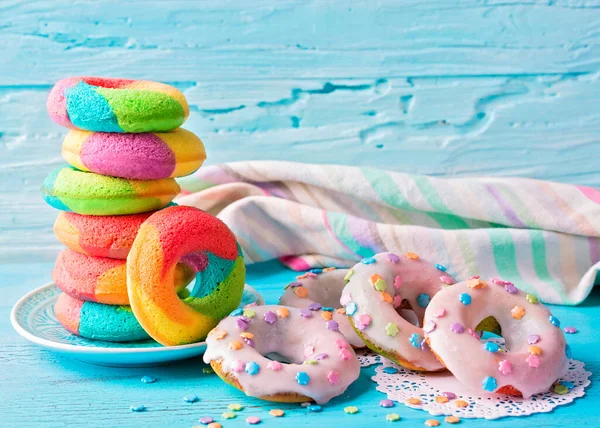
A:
[199,417,214,424]
[263,311,277,325]
[387,253,400,263]
[423,320,436,334]
[393,295,402,308]
[434,308,446,318]
[468,275,480,280]
[244,302,257,308]
[442,391,456,399]
[564,327,578,334]
[231,360,245,372]
[491,278,506,285]
[357,314,372,327]
[327,370,340,384]
[307,272,318,278]
[420,340,430,351]
[304,345,315,357]
[440,275,454,285]
[394,275,403,289]
[468,328,481,339]
[527,334,540,344]
[268,361,283,371]
[315,353,328,360]
[380,399,394,408]
[498,360,512,375]
[527,354,541,368]
[340,294,352,306]
[450,322,464,334]
[335,339,349,349]
[289,281,302,288]
[246,416,261,425]
[340,348,352,360]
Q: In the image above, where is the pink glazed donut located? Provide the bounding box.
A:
[340,252,456,371]
[423,277,568,397]
[279,268,364,348]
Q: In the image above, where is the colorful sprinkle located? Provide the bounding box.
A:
[245,361,260,375]
[321,311,333,320]
[386,323,399,337]
[229,340,242,350]
[526,294,539,304]
[361,257,376,265]
[440,275,455,285]
[300,308,313,318]
[357,314,372,327]
[345,302,358,316]
[445,416,461,424]
[423,320,437,334]
[240,332,254,340]
[467,278,487,289]
[482,376,497,392]
[417,293,431,307]
[406,398,421,405]
[269,409,284,417]
[554,384,568,395]
[344,406,359,414]
[183,394,199,403]
[228,403,244,411]
[230,308,243,316]
[276,307,289,318]
[199,417,214,425]
[383,367,398,374]
[323,267,336,272]
[381,291,393,303]
[207,423,222,428]
[327,370,340,384]
[308,302,322,311]
[409,333,423,348]
[243,309,256,318]
[527,334,540,344]
[511,305,525,319]
[393,295,402,308]
[527,354,541,368]
[268,360,282,371]
[450,322,464,334]
[549,315,561,327]
[405,252,419,260]
[340,348,353,360]
[434,308,447,318]
[388,253,400,263]
[243,338,255,347]
[434,396,449,403]
[130,405,145,412]
[222,412,236,419]
[374,279,388,292]
[315,353,328,360]
[296,372,310,385]
[561,381,575,389]
[393,275,403,289]
[288,281,302,288]
[263,311,277,324]
[344,269,354,281]
[294,287,309,298]
[564,327,578,334]
[435,264,447,272]
[504,283,518,294]
[326,320,339,331]
[307,405,322,412]
[528,345,542,355]
[380,399,395,408]
[304,345,315,357]
[484,341,499,352]
[386,413,401,422]
[309,268,323,274]
[498,360,512,375]
[236,318,250,331]
[458,293,471,305]
[454,400,469,408]
[304,359,317,365]
[336,338,350,349]
[232,360,245,372]
[442,391,456,399]
[425,420,440,427]
[141,375,156,384]
[245,416,261,425]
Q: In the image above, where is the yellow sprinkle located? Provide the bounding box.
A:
[321,311,333,320]
[210,329,227,340]
[240,332,254,339]
[294,286,309,298]
[323,267,336,272]
[381,292,393,303]
[270,409,285,417]
[445,416,460,424]
[434,396,449,403]
[467,278,487,289]
[228,340,242,350]
[243,309,256,318]
[454,400,469,408]
[370,273,383,285]
[276,307,290,318]
[207,423,222,428]
[528,345,542,355]
[228,403,244,411]
[222,411,236,419]
[344,406,359,414]
[425,419,440,427]
[405,252,419,260]
[511,305,525,319]
[406,398,422,405]
[386,413,401,422]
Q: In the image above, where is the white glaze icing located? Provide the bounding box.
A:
[279,268,364,347]
[340,252,454,371]
[423,278,568,398]
[203,305,360,404]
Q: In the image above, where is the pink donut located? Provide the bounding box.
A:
[340,252,456,371]
[423,278,568,397]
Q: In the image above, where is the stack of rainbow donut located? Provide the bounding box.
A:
[40,77,570,407]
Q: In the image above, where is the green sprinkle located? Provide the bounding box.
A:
[344,406,359,414]
[202,367,213,374]
[386,413,401,422]
[344,269,354,282]
[243,309,256,318]
[228,403,244,411]
[554,384,568,395]
[526,294,539,304]
[304,359,318,365]
[374,278,387,291]
[222,412,237,419]
[385,323,399,337]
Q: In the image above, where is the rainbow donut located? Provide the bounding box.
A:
[423,278,568,397]
[203,305,361,404]
[55,293,150,342]
[127,206,246,346]
[41,166,180,215]
[53,249,194,305]
[279,268,364,348]
[47,77,189,133]
[340,252,456,371]
[62,128,206,180]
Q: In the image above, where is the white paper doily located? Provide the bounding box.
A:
[369,355,590,419]
[356,349,383,367]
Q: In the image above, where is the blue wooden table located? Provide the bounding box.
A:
[1,260,598,427]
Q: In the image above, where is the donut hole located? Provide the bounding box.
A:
[177,250,231,299]
[474,316,509,351]
[264,352,294,364]
[395,300,421,327]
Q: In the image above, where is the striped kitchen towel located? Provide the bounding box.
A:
[176,161,600,305]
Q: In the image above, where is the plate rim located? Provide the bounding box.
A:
[10,282,208,355]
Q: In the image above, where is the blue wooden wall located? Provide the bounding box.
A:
[1,0,600,262]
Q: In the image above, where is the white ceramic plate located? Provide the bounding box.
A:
[11,283,264,367]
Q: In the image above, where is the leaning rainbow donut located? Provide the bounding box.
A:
[127,206,246,346]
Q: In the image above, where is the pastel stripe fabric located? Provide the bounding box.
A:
[176,161,600,305]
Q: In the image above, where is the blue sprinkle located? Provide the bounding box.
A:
[409,333,423,348]
[321,307,334,312]
[245,361,260,375]
[383,367,398,374]
[416,293,430,308]
[484,342,499,353]
[307,404,322,412]
[458,293,472,305]
[482,376,497,392]
[549,315,561,327]
[309,268,323,274]
[361,256,376,265]
[345,302,358,316]
[230,308,243,317]
[183,394,199,403]
[130,405,146,412]
[435,264,447,272]
[141,376,156,384]
[560,381,574,389]
[296,372,310,385]
[566,344,572,358]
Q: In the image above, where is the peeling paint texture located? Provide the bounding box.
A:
[1,0,600,260]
